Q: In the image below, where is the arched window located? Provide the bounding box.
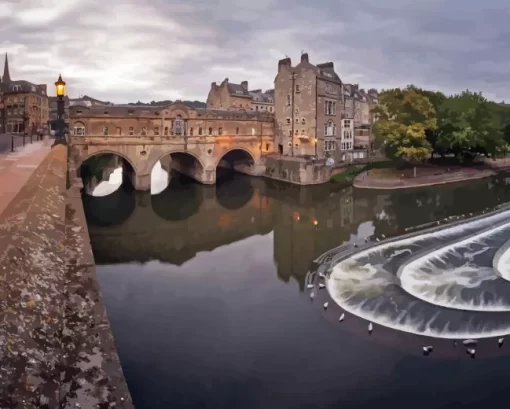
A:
[174,115,183,136]
[325,120,336,136]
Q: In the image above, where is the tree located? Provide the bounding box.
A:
[436,91,505,160]
[372,87,436,162]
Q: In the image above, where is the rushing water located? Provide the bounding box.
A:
[83,172,510,409]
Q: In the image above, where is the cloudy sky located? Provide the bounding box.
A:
[0,0,508,103]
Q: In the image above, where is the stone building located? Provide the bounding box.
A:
[0,54,49,133]
[49,94,110,130]
[206,78,274,112]
[274,53,343,161]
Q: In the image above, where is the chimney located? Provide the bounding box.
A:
[278,57,291,73]
[241,81,248,90]
[353,84,359,91]
[211,81,217,87]
[301,53,309,63]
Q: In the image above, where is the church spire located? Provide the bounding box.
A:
[3,53,11,84]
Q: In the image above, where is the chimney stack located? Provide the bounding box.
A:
[241,81,248,90]
[278,57,292,73]
[301,53,309,63]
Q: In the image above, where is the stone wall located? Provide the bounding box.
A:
[0,145,133,408]
[263,155,332,185]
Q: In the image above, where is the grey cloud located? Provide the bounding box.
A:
[1,0,510,102]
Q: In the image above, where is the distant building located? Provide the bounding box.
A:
[206,79,274,113]
[0,53,49,134]
[49,94,110,130]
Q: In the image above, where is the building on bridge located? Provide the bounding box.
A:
[206,78,274,113]
[69,101,275,189]
[0,53,49,134]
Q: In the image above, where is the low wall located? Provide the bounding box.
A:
[263,155,332,185]
[0,144,133,408]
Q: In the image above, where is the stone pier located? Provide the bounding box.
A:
[0,145,134,408]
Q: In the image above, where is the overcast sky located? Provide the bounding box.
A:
[0,0,509,103]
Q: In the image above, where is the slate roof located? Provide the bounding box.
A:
[2,80,47,96]
[226,82,251,98]
[316,62,342,84]
[249,89,274,103]
[69,104,274,121]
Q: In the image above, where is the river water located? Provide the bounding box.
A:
[83,172,510,409]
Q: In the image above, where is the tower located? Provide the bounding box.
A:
[3,53,11,84]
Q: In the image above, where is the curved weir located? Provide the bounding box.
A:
[322,207,510,339]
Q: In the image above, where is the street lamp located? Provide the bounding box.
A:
[54,74,66,146]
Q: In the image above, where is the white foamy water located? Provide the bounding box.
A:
[326,209,510,339]
[399,221,510,311]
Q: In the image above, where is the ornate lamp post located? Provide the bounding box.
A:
[54,74,66,146]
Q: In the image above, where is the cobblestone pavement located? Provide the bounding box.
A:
[0,139,52,216]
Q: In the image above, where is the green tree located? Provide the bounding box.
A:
[436,91,504,160]
[372,87,436,162]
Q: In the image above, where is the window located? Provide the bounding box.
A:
[129,127,134,135]
[325,100,336,115]
[286,118,291,125]
[218,127,223,135]
[252,128,255,135]
[141,127,147,136]
[199,127,203,136]
[269,107,273,112]
[266,143,270,151]
[208,127,213,135]
[288,130,292,137]
[154,126,159,135]
[301,118,306,125]
[174,115,183,136]
[256,106,259,111]
[295,130,298,135]
[301,129,305,135]
[236,127,239,135]
[189,127,194,136]
[128,110,134,116]
[325,140,336,152]
[286,95,291,106]
[76,110,82,115]
[73,126,85,136]
[324,120,336,136]
[103,127,109,136]
[164,126,168,135]
[295,84,300,93]
[344,119,351,128]
[116,127,121,135]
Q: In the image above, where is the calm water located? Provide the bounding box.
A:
[83,173,510,409]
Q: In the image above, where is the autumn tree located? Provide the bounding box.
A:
[372,87,436,163]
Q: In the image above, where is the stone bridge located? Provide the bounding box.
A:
[68,134,272,190]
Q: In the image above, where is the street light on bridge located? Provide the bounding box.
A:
[54,74,67,146]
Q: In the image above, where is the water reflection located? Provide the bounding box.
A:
[84,173,510,409]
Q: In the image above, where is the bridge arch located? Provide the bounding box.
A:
[215,147,256,168]
[79,151,138,196]
[150,150,208,189]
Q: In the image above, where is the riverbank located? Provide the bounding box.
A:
[353,166,496,190]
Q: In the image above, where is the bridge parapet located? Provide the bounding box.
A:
[0,145,133,407]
